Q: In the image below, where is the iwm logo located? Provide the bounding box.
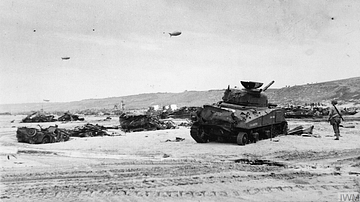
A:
[339,193,360,201]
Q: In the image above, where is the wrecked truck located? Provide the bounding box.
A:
[16,125,70,144]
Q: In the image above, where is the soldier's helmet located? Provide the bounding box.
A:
[331,100,338,105]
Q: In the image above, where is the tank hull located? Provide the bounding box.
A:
[191,104,287,145]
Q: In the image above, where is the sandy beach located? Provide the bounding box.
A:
[0,115,360,201]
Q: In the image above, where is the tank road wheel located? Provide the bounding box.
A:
[190,125,209,143]
[237,132,248,146]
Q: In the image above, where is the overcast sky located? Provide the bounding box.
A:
[1,0,360,104]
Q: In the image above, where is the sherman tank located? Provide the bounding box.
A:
[190,80,287,145]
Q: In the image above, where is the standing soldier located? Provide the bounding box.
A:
[328,100,343,140]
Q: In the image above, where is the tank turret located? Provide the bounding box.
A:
[222,81,274,107]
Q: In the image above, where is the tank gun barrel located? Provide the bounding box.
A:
[262,81,275,92]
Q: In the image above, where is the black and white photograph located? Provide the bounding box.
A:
[1,0,360,201]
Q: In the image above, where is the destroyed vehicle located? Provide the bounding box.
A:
[68,123,108,137]
[341,108,358,116]
[284,107,314,119]
[168,106,202,119]
[119,113,177,132]
[21,112,57,123]
[58,112,85,121]
[146,107,170,119]
[16,125,70,144]
[311,107,329,117]
[190,80,287,145]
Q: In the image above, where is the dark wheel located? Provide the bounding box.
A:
[237,132,248,145]
[190,125,209,143]
[41,136,50,144]
[28,128,37,137]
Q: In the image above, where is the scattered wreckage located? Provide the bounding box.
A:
[58,112,85,121]
[21,111,85,123]
[146,106,200,119]
[16,123,110,144]
[168,106,201,119]
[119,113,177,132]
[284,107,315,119]
[21,112,57,123]
[165,137,185,142]
[287,125,315,136]
[68,123,108,137]
[16,125,70,144]
[284,106,358,119]
[341,108,358,116]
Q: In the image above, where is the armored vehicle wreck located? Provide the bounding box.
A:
[119,113,177,132]
[58,112,85,121]
[21,112,57,123]
[190,80,287,145]
[17,125,70,144]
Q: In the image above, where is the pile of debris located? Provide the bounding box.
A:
[165,137,185,142]
[283,106,359,119]
[58,112,85,121]
[341,107,358,115]
[16,123,112,144]
[119,113,177,132]
[68,123,108,137]
[284,107,314,119]
[288,125,316,136]
[21,112,57,123]
[168,106,201,119]
[16,125,70,144]
[178,121,192,127]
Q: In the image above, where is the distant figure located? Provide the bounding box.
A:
[328,100,342,140]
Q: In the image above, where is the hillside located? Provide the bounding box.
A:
[1,77,359,114]
[0,90,225,114]
[266,77,360,105]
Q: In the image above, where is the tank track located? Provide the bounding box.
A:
[190,124,208,143]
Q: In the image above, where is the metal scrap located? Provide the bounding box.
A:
[58,112,85,121]
[21,112,57,123]
[68,123,108,137]
[165,137,185,142]
[284,107,314,118]
[168,106,201,119]
[178,121,192,127]
[288,125,315,136]
[119,113,177,132]
[16,125,70,144]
